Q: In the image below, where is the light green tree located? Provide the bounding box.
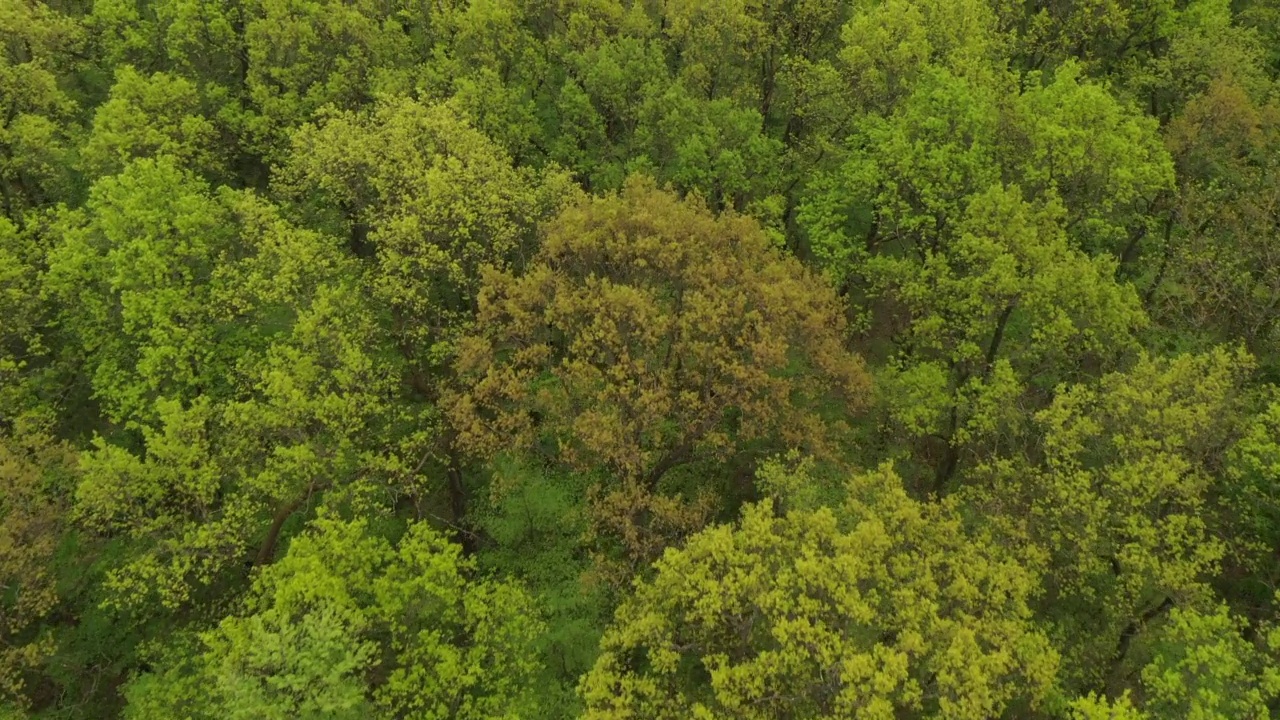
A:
[80,66,225,181]
[1069,602,1280,719]
[0,0,83,224]
[799,60,1167,490]
[124,516,545,719]
[963,348,1260,693]
[580,464,1058,719]
[280,96,574,388]
[49,157,407,610]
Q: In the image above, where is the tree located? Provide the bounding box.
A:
[838,0,1004,115]
[1221,396,1280,616]
[656,0,850,181]
[1010,62,1173,258]
[803,62,1171,276]
[79,66,226,182]
[419,0,551,163]
[1137,603,1280,718]
[468,457,610,718]
[1142,7,1280,364]
[0,429,75,710]
[123,516,545,719]
[580,465,1057,719]
[0,0,83,225]
[85,0,255,184]
[0,216,57,427]
[87,0,246,88]
[1068,602,1280,719]
[49,157,408,611]
[869,184,1145,493]
[993,0,1179,75]
[799,61,1166,490]
[547,28,669,192]
[550,30,791,223]
[237,0,440,160]
[72,281,400,613]
[46,157,261,426]
[962,348,1260,693]
[448,176,869,582]
[541,0,851,235]
[279,96,574,390]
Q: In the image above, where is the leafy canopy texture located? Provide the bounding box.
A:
[124,517,544,720]
[580,466,1057,719]
[4,0,1280,717]
[449,176,869,580]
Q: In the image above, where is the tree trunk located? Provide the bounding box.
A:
[447,450,475,555]
[254,494,308,566]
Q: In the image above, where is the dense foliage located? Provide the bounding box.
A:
[2,0,1280,717]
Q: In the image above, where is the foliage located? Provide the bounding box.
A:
[449,176,869,582]
[123,516,545,719]
[0,429,75,709]
[80,66,224,182]
[280,96,574,385]
[963,347,1263,692]
[3,0,1280,717]
[580,465,1057,719]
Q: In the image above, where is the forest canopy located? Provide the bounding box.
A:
[2,0,1280,717]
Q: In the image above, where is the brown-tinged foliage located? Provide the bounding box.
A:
[448,176,869,579]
